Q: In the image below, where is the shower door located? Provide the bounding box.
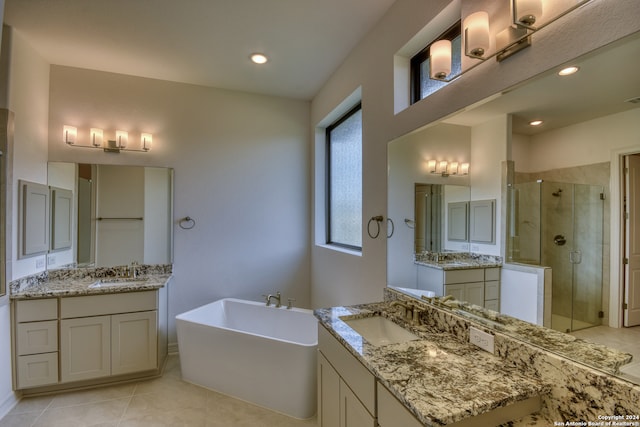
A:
[543,181,604,332]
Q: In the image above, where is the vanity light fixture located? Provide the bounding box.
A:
[464,11,490,59]
[558,66,579,76]
[63,125,152,153]
[427,160,469,177]
[430,39,452,80]
[427,0,592,81]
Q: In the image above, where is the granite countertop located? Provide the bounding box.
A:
[315,302,550,426]
[414,252,502,270]
[10,274,171,300]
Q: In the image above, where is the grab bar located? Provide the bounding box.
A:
[97,217,144,221]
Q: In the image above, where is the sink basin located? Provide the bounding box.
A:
[89,278,148,289]
[340,315,419,346]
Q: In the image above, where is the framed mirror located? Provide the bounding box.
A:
[387,33,640,384]
[47,162,174,269]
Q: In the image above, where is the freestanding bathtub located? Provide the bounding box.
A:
[175,298,318,419]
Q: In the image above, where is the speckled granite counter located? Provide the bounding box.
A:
[414,252,502,270]
[10,274,171,299]
[315,302,550,426]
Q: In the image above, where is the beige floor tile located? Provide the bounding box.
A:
[32,397,129,427]
[7,396,52,416]
[120,407,206,427]
[49,384,136,408]
[0,412,40,427]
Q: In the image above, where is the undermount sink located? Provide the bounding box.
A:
[340,315,420,346]
[89,278,148,289]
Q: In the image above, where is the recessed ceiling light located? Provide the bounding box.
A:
[558,66,579,76]
[529,120,543,126]
[250,53,268,64]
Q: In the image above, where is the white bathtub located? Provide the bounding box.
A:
[175,298,318,419]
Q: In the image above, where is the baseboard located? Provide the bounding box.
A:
[168,342,179,355]
[0,391,20,421]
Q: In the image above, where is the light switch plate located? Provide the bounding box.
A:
[469,326,494,354]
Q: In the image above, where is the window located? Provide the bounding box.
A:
[326,104,362,250]
[410,21,461,104]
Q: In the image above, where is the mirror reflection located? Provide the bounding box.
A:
[387,33,640,384]
[48,162,173,269]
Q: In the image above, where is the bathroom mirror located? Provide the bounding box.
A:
[387,33,640,384]
[47,162,174,269]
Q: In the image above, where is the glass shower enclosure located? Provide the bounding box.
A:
[509,180,604,332]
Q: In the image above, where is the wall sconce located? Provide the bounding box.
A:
[427,160,469,177]
[141,133,152,151]
[90,128,103,147]
[464,11,490,59]
[63,125,77,145]
[64,125,152,153]
[429,39,452,80]
[512,0,543,27]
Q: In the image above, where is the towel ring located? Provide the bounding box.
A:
[179,216,196,230]
[387,218,395,238]
[367,215,384,239]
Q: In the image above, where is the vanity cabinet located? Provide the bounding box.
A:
[417,266,500,309]
[318,325,376,427]
[12,286,167,392]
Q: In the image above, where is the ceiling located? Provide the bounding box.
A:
[443,32,640,135]
[3,0,397,100]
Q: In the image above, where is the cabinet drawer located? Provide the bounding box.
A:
[443,269,483,284]
[485,268,501,281]
[485,281,500,300]
[377,382,422,427]
[318,325,375,415]
[61,291,157,318]
[17,353,59,388]
[17,320,58,355]
[16,299,58,322]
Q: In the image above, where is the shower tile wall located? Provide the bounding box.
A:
[516,162,610,325]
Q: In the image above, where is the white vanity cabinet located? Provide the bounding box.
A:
[417,265,500,309]
[60,292,158,383]
[12,285,168,392]
[14,299,59,388]
[317,325,376,427]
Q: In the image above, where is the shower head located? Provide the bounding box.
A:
[552,189,562,197]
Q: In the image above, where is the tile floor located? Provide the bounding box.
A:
[0,356,318,427]
[571,325,640,382]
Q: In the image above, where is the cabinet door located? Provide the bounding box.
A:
[111,311,158,375]
[17,353,58,388]
[445,284,465,301]
[465,282,485,306]
[61,316,111,382]
[19,180,50,257]
[340,380,375,427]
[318,352,341,427]
[378,382,422,427]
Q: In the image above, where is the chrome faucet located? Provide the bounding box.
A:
[130,261,140,279]
[263,292,282,308]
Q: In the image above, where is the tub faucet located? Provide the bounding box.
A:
[263,292,281,308]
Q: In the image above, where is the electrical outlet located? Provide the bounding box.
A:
[471,244,480,252]
[36,258,45,269]
[469,326,494,354]
[48,254,56,265]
